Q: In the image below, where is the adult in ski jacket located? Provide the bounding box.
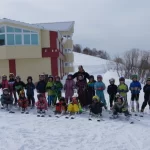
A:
[94,75,107,108]
[72,65,90,82]
[141,77,150,112]
[1,75,9,89]
[64,74,76,103]
[76,74,88,107]
[87,75,96,105]
[36,75,46,97]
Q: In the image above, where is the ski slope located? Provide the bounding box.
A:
[0,53,150,150]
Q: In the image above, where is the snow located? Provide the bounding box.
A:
[0,53,150,150]
[35,21,74,31]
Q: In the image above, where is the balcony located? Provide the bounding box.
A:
[63,39,73,49]
[64,62,74,73]
[64,49,74,62]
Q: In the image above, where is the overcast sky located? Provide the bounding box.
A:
[1,0,150,56]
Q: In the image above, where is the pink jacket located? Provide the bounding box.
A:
[64,79,75,98]
[2,80,9,89]
[36,99,48,110]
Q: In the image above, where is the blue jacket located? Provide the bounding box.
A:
[36,80,46,93]
[129,81,141,94]
[26,83,35,96]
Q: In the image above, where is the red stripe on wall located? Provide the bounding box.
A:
[50,31,58,48]
[9,60,16,76]
[51,57,58,76]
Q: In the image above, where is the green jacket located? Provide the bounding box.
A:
[46,81,55,96]
[118,84,128,97]
[54,81,63,92]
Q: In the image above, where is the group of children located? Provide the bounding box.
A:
[0,71,150,118]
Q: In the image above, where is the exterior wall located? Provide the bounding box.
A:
[64,66,74,73]
[16,58,51,82]
[0,60,9,77]
[41,30,50,48]
[0,46,7,59]
[4,46,42,59]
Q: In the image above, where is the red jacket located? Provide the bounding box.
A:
[36,99,48,110]
[2,80,9,89]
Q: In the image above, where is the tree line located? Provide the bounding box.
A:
[114,49,150,83]
[73,44,110,60]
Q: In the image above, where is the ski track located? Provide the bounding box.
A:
[0,109,150,150]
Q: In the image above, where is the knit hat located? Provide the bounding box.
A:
[97,75,102,79]
[48,75,53,80]
[37,94,43,99]
[2,75,7,79]
[9,73,14,77]
[109,78,115,83]
[89,75,94,79]
[132,75,138,79]
[19,90,25,96]
[27,76,33,81]
[16,75,21,80]
[92,95,100,101]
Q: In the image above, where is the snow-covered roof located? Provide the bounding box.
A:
[0,18,44,30]
[34,21,75,32]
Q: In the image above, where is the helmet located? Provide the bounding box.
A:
[116,93,121,98]
[92,95,100,101]
[67,74,72,78]
[97,75,102,79]
[16,75,21,80]
[48,75,53,79]
[19,90,25,96]
[89,75,94,79]
[59,97,65,102]
[9,73,14,77]
[27,76,33,81]
[146,77,150,82]
[109,78,115,83]
[119,77,125,81]
[132,75,138,79]
[3,88,9,94]
[2,75,7,79]
[37,94,43,99]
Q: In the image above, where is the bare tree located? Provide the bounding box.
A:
[73,44,82,53]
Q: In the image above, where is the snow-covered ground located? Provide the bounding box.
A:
[0,53,150,150]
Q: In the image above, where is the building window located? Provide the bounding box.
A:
[64,62,73,67]
[15,34,22,45]
[7,34,15,45]
[24,34,30,45]
[0,27,5,33]
[15,28,22,32]
[31,34,38,45]
[23,29,30,33]
[0,34,5,45]
[6,26,14,32]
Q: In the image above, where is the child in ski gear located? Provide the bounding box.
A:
[67,95,81,114]
[64,74,76,103]
[73,65,90,83]
[55,97,67,114]
[25,76,35,108]
[13,76,26,104]
[141,77,150,112]
[89,95,104,115]
[18,90,28,113]
[76,75,88,107]
[129,75,141,112]
[36,74,46,97]
[1,75,9,89]
[54,76,63,103]
[117,77,129,104]
[36,94,48,114]
[1,88,14,113]
[46,76,55,106]
[94,75,107,109]
[8,73,16,98]
[87,75,96,105]
[112,96,130,117]
[107,78,118,109]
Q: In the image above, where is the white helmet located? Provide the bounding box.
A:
[109,78,115,83]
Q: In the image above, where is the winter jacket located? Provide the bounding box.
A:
[36,99,48,110]
[64,79,75,98]
[107,84,118,96]
[25,82,35,96]
[129,81,141,94]
[143,84,150,100]
[46,81,55,96]
[73,71,90,82]
[117,84,128,97]
[36,80,46,93]
[54,81,63,98]
[18,97,28,108]
[8,79,15,92]
[113,101,128,112]
[94,81,106,105]
[1,80,9,89]
[13,81,26,93]
[55,102,67,113]
[89,101,104,114]
[1,94,13,105]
